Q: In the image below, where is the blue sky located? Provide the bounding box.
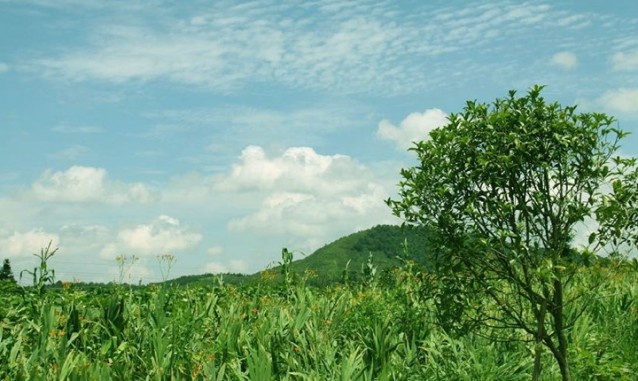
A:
[1,0,637,283]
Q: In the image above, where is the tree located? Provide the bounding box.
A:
[387,86,635,381]
[0,258,16,283]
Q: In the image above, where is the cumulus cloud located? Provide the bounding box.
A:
[550,51,578,69]
[32,166,106,202]
[0,229,60,259]
[611,50,638,71]
[99,215,202,258]
[219,146,396,250]
[217,146,365,194]
[31,166,155,204]
[377,109,448,150]
[599,88,638,114]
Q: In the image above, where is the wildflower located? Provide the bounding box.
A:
[251,308,259,314]
[192,363,202,378]
[49,329,65,338]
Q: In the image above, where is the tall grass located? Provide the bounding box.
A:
[0,252,636,380]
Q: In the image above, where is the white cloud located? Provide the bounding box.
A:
[121,263,152,283]
[32,166,106,202]
[58,224,109,252]
[207,246,224,256]
[551,51,578,69]
[158,215,180,226]
[377,109,448,150]
[204,259,248,274]
[220,146,396,250]
[32,23,276,90]
[204,262,227,274]
[31,166,155,204]
[228,184,391,247]
[147,104,369,154]
[100,215,203,258]
[218,146,286,190]
[0,230,60,259]
[217,146,365,194]
[556,15,590,29]
[14,0,123,9]
[611,50,638,71]
[51,145,90,160]
[0,63,9,73]
[599,88,638,114]
[104,259,153,284]
[133,124,191,138]
[53,125,104,134]
[25,1,574,94]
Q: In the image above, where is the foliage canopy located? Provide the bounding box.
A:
[0,258,16,283]
[388,85,636,381]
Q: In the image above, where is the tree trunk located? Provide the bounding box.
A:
[553,279,571,381]
[532,299,548,381]
[532,345,542,381]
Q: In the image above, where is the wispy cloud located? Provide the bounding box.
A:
[26,1,599,94]
[556,14,591,29]
[144,103,372,155]
[53,125,104,134]
[50,145,90,160]
[131,124,191,139]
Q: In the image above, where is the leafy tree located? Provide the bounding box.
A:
[387,85,635,381]
[0,258,16,283]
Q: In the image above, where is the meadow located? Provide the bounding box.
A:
[0,247,636,380]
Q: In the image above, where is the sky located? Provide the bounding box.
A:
[1,0,638,284]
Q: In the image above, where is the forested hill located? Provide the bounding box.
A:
[285,224,433,284]
[169,224,434,287]
[170,225,430,285]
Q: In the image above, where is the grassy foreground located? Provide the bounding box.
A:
[0,257,637,380]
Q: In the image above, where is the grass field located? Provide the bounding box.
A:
[0,250,637,380]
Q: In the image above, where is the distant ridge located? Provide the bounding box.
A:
[169,224,433,287]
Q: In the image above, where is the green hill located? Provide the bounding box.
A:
[287,224,434,286]
[169,224,433,287]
